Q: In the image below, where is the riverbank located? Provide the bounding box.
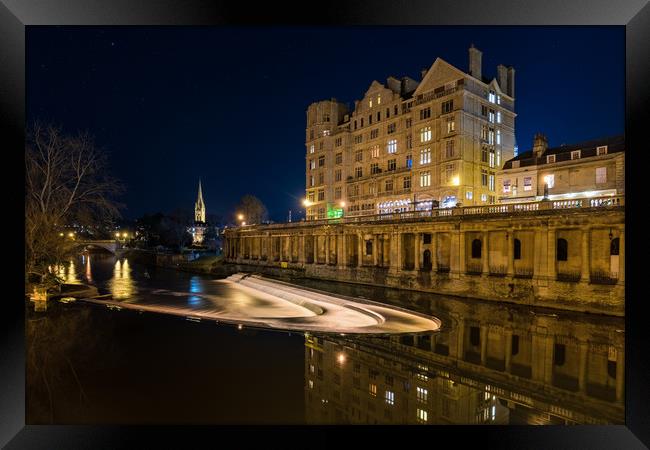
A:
[123,249,233,277]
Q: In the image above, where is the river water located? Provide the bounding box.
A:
[26,252,625,425]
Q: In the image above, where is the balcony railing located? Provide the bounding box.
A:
[465,262,483,275]
[514,267,534,279]
[590,270,619,285]
[229,195,624,230]
[489,265,508,277]
[556,270,581,282]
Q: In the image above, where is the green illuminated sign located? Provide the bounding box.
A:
[327,204,343,219]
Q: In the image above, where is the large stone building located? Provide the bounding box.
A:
[497,134,624,203]
[305,45,516,220]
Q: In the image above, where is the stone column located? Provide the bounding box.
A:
[357,232,363,268]
[618,229,625,283]
[299,235,306,264]
[578,341,589,393]
[480,325,488,366]
[544,335,554,385]
[507,229,515,277]
[338,233,347,269]
[325,234,330,265]
[482,230,490,275]
[450,230,460,277]
[389,232,400,273]
[372,235,378,267]
[459,230,466,275]
[455,317,465,360]
[431,232,438,272]
[504,328,513,373]
[548,229,557,281]
[414,232,420,271]
[580,227,591,283]
[616,347,625,403]
[533,228,548,281]
[313,235,319,264]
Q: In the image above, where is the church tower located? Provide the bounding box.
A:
[195,179,206,223]
[192,179,207,245]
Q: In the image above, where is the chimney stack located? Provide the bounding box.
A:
[507,66,515,98]
[420,68,428,80]
[497,64,508,93]
[532,133,548,158]
[468,44,482,80]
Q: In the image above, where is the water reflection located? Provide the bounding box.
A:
[108,258,135,300]
[304,304,624,425]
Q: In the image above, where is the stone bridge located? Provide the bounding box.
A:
[75,240,122,254]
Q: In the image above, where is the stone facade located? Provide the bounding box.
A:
[224,198,624,316]
[497,134,624,203]
[305,45,516,220]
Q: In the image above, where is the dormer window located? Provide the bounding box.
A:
[547,155,556,164]
[571,150,581,160]
[597,145,608,156]
[488,90,496,103]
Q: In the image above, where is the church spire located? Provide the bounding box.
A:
[195,178,206,223]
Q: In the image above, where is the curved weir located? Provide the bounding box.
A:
[82,272,441,335]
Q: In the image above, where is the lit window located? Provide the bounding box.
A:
[597,145,608,156]
[323,130,330,136]
[481,193,487,202]
[420,126,432,143]
[466,191,473,200]
[496,130,501,145]
[387,139,397,154]
[488,90,496,103]
[489,173,495,191]
[420,148,431,165]
[420,171,431,187]
[596,167,607,184]
[543,174,555,189]
[571,150,581,160]
[369,99,372,108]
[377,95,381,105]
[309,159,315,170]
[371,145,380,158]
[497,111,502,123]
[310,144,315,154]
[523,177,532,191]
[447,118,455,134]
[385,390,395,405]
[503,179,511,193]
[309,175,315,187]
[308,192,315,202]
[488,109,495,123]
[416,408,428,423]
[309,380,314,389]
[416,386,428,403]
[488,129,494,145]
[369,383,377,397]
[309,364,314,374]
[406,154,412,168]
[497,95,501,104]
[489,150,495,168]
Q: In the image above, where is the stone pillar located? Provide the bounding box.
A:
[279,236,284,262]
[578,341,589,393]
[580,227,591,283]
[414,232,420,271]
[459,230,466,275]
[480,325,488,366]
[312,235,318,264]
[431,232,438,272]
[544,335,554,385]
[455,318,465,360]
[357,232,363,268]
[504,328,513,372]
[325,235,330,265]
[507,229,515,277]
[372,235,378,266]
[548,229,557,281]
[616,347,625,403]
[450,230,460,277]
[533,228,548,281]
[338,233,347,268]
[482,230,490,275]
[299,235,306,264]
[389,232,400,273]
[618,229,625,283]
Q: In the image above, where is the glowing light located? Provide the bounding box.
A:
[68,232,74,238]
[242,221,246,226]
[337,353,346,364]
[451,175,460,186]
[303,199,312,207]
[115,232,120,238]
[339,201,346,207]
[238,324,243,330]
[237,214,244,221]
[59,233,64,237]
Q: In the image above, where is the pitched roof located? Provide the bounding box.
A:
[502,135,624,169]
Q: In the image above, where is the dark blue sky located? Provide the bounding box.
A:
[27,26,624,222]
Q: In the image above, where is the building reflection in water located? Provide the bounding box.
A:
[108,258,135,300]
[304,301,624,425]
[52,260,82,284]
[84,253,93,283]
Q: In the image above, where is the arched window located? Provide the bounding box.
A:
[610,237,620,256]
[514,238,521,260]
[471,239,482,259]
[366,240,373,256]
[423,249,432,271]
[557,238,568,261]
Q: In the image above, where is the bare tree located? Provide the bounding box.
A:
[25,123,124,287]
[235,194,268,225]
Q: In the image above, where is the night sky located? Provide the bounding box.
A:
[27,26,624,222]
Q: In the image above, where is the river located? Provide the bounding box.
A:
[26,252,625,425]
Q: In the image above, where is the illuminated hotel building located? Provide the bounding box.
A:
[496,134,624,203]
[304,45,516,220]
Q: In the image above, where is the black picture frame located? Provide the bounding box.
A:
[3,0,649,448]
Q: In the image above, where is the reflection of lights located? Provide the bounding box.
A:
[85,254,92,283]
[242,221,246,226]
[337,353,346,364]
[110,258,134,300]
[238,324,243,330]
[451,175,460,186]
[68,232,74,238]
[115,232,120,238]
